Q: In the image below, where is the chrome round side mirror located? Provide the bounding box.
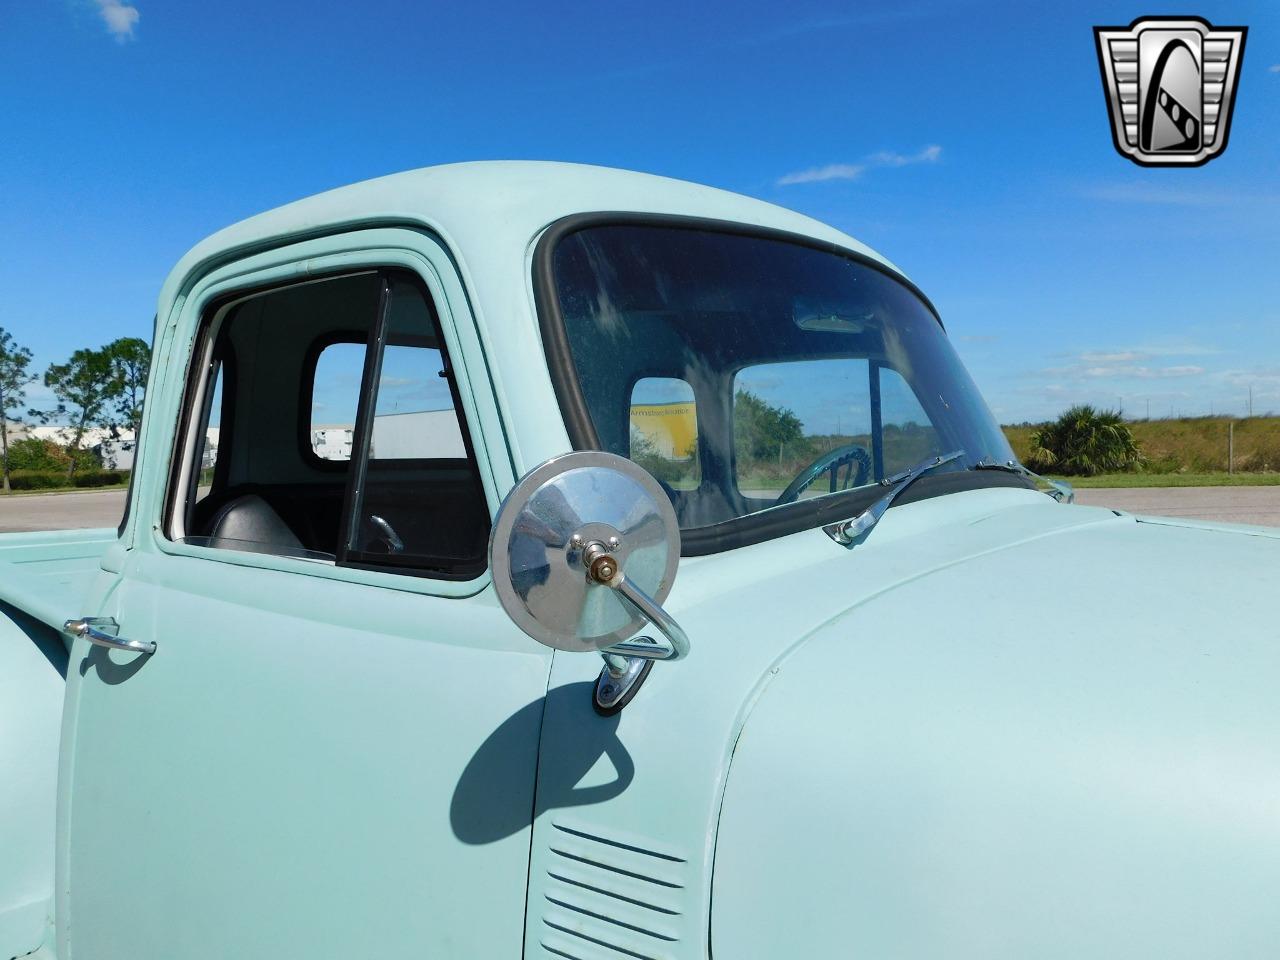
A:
[489,451,688,660]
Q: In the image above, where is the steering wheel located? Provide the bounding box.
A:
[774,443,873,506]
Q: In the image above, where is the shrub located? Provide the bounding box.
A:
[8,471,69,490]
[73,471,126,488]
[630,427,698,487]
[6,438,66,472]
[6,469,127,491]
[1026,405,1143,476]
[4,437,100,473]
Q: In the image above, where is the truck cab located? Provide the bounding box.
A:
[3,162,1278,960]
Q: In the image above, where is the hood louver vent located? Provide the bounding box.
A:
[539,820,690,960]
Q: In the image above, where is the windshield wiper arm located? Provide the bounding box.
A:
[823,449,966,548]
[972,458,1074,503]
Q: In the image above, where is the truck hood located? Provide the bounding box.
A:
[707,488,1280,958]
[675,486,1278,659]
[525,487,1279,959]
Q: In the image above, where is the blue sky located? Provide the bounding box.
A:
[1,0,1277,425]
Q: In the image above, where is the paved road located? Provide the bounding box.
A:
[1073,486,1280,528]
[0,486,1278,535]
[0,489,127,533]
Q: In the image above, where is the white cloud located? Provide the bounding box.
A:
[1220,367,1280,387]
[1143,344,1221,358]
[1078,364,1204,380]
[1054,344,1220,365]
[777,144,941,186]
[1044,348,1212,381]
[1269,64,1280,73]
[1079,350,1142,363]
[777,163,866,186]
[868,144,943,167]
[95,0,140,41]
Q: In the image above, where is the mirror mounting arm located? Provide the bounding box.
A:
[581,541,690,662]
[611,574,690,661]
[578,539,689,715]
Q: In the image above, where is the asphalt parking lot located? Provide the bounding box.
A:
[1072,486,1280,529]
[0,489,128,533]
[1,486,1278,536]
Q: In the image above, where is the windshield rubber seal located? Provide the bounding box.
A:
[531,212,1023,557]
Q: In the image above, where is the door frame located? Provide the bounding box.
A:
[132,226,516,598]
[56,226,533,959]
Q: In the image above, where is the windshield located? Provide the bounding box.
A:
[541,221,1020,551]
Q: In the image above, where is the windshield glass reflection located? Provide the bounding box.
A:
[548,224,1016,534]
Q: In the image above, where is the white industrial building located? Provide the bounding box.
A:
[311,412,464,461]
[311,425,354,461]
[370,410,465,459]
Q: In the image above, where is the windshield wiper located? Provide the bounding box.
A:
[972,458,1074,503]
[823,449,966,548]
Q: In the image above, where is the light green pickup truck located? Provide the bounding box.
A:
[3,162,1277,960]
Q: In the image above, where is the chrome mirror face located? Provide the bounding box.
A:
[489,451,680,653]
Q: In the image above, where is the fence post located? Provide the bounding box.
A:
[1228,420,1234,474]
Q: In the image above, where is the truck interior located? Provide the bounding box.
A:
[167,269,490,579]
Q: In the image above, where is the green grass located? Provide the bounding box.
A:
[1045,472,1280,488]
[1004,415,1280,475]
[1007,415,1280,487]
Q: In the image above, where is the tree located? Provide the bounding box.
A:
[1026,404,1143,476]
[0,327,36,493]
[41,347,121,479]
[733,388,804,461]
[108,337,150,438]
[629,424,700,486]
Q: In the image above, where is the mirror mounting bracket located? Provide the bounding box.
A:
[594,655,653,715]
[579,536,690,714]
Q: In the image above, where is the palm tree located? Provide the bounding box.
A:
[1027,404,1142,476]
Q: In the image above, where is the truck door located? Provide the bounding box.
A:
[58,235,551,958]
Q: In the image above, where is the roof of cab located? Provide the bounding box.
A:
[159,160,905,308]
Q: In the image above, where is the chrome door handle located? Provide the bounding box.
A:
[64,617,156,656]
